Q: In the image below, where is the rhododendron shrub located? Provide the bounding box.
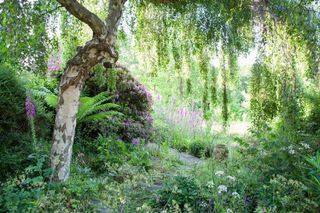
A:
[81,67,154,143]
[114,68,154,143]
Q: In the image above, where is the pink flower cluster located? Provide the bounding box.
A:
[126,80,153,104]
[26,96,36,118]
[155,96,205,133]
[47,52,62,72]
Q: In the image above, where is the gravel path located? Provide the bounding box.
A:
[146,143,205,168]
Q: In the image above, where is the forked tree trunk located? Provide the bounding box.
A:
[51,0,126,181]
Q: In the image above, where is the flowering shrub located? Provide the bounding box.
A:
[82,66,154,144]
[113,67,154,143]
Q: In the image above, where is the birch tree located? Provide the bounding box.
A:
[51,0,127,182]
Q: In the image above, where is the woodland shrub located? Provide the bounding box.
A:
[82,66,154,144]
[0,66,32,180]
[239,122,318,178]
[257,175,318,212]
[236,126,320,211]
[0,65,27,134]
[304,87,320,133]
[305,151,320,199]
[77,135,151,173]
[151,176,206,212]
[0,133,34,181]
[0,152,98,212]
[114,68,154,143]
[0,66,58,180]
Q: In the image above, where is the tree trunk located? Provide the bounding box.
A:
[51,0,126,181]
[51,66,86,181]
[51,39,119,181]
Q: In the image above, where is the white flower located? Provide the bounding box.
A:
[207,181,214,189]
[232,191,240,199]
[300,142,310,149]
[199,201,207,207]
[227,175,236,181]
[215,170,224,177]
[217,185,228,194]
[227,209,233,213]
[288,149,295,155]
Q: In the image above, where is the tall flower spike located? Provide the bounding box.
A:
[26,96,36,118]
[26,96,30,116]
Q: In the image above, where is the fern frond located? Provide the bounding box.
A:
[44,91,121,123]
[82,111,123,123]
[45,95,58,108]
[95,103,120,111]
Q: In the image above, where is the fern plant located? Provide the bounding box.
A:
[45,92,122,123]
[305,152,320,198]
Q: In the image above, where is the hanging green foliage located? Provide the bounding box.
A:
[186,78,192,95]
[107,68,118,92]
[0,0,58,73]
[250,63,278,130]
[156,19,170,70]
[210,67,218,107]
[172,39,183,72]
[221,52,229,127]
[60,10,83,66]
[228,50,239,83]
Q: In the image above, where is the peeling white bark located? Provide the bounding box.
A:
[51,81,82,181]
[51,0,127,181]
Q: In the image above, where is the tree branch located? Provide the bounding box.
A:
[40,5,63,17]
[57,0,106,36]
[105,0,127,43]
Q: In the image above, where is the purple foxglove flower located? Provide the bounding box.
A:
[26,96,36,118]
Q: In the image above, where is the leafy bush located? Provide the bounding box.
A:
[84,66,154,143]
[78,136,151,173]
[96,136,128,167]
[0,152,98,212]
[305,151,320,199]
[236,127,320,211]
[257,175,318,212]
[114,68,154,143]
[0,65,27,134]
[190,141,213,158]
[152,176,211,212]
[0,153,49,212]
[0,66,33,181]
